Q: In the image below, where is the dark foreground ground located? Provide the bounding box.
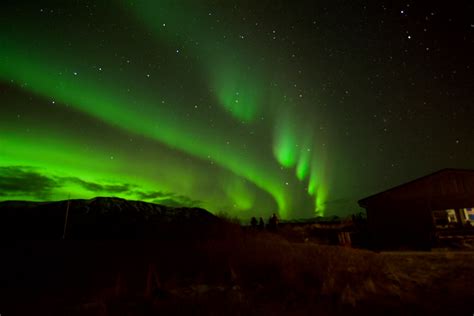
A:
[1,226,473,316]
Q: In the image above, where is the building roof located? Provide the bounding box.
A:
[358,168,474,210]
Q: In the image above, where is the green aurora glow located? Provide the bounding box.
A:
[0,1,331,218]
[4,1,471,218]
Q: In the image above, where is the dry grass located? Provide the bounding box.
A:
[1,224,473,315]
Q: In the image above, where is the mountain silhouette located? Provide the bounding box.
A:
[0,197,220,239]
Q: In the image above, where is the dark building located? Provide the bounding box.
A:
[358,169,474,249]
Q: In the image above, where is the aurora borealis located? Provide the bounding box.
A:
[1,1,473,218]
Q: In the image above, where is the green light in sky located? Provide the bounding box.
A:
[273,116,298,168]
[296,148,311,181]
[0,40,293,217]
[308,168,317,196]
[123,0,264,122]
[212,64,262,122]
[0,1,333,219]
[316,186,328,215]
[223,177,256,211]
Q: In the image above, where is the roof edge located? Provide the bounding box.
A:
[358,168,474,208]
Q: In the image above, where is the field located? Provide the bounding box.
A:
[1,222,473,316]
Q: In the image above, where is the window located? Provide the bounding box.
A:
[461,207,474,221]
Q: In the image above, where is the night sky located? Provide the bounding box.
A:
[1,1,473,219]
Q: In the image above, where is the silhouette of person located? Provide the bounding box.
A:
[268,213,279,231]
[250,216,258,229]
[258,217,265,230]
